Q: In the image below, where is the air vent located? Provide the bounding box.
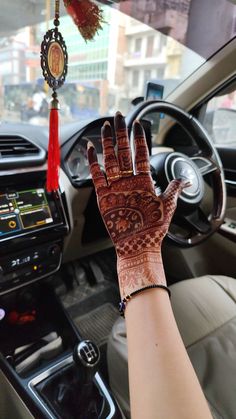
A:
[0,134,46,168]
[0,136,39,157]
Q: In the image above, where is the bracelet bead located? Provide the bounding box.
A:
[119,284,171,317]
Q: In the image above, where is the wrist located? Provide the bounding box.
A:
[117,250,166,300]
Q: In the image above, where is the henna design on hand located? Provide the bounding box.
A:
[102,121,120,182]
[88,112,189,298]
[115,112,133,174]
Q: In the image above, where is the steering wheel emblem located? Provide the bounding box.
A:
[164,153,204,203]
[179,167,195,181]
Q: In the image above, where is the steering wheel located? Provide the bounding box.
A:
[126,101,226,247]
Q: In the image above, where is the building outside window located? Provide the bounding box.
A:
[156,67,165,79]
[132,69,140,87]
[146,35,154,57]
[134,38,142,53]
[144,69,151,85]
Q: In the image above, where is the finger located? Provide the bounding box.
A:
[115,112,133,176]
[134,120,151,175]
[162,179,191,213]
[102,121,120,184]
[87,141,107,190]
[163,179,192,200]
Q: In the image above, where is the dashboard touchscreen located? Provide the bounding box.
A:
[0,189,53,238]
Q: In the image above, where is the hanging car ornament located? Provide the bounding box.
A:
[63,0,104,41]
[41,0,104,192]
[41,0,68,192]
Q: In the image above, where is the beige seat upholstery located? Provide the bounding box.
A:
[107,275,236,419]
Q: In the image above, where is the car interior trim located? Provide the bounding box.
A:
[0,254,61,296]
[28,355,116,419]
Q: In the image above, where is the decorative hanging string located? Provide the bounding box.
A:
[41,0,68,192]
[63,0,104,41]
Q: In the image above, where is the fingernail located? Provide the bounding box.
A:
[178,179,192,188]
[87,140,94,150]
[115,110,124,120]
[87,143,97,162]
[102,121,112,138]
[115,112,126,130]
[184,180,192,187]
[133,120,143,137]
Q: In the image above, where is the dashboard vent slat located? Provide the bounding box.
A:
[0,134,46,168]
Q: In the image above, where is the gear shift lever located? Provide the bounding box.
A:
[72,340,101,416]
[73,340,100,384]
[36,340,102,418]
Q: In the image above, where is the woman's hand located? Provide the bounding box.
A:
[88,112,189,299]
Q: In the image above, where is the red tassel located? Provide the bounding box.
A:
[63,0,103,41]
[47,105,60,192]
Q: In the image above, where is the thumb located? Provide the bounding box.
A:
[162,179,191,201]
[162,180,192,219]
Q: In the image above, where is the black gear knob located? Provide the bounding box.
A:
[73,340,100,384]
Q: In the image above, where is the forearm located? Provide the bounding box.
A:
[88,114,210,418]
[124,266,213,419]
[117,250,166,299]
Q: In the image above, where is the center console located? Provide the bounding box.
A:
[0,170,122,418]
[0,171,68,295]
[0,284,121,418]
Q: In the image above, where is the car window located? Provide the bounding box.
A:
[202,91,236,146]
[1,1,236,128]
[0,3,206,126]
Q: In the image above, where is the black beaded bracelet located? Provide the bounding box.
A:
[119,284,171,317]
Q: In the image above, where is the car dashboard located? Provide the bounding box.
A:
[0,117,115,296]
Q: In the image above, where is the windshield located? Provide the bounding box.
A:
[0,0,235,125]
